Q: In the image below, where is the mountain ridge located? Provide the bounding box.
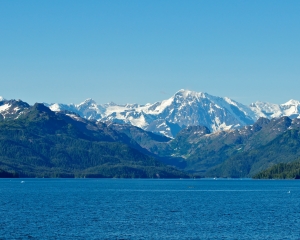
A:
[48,89,300,137]
[2,90,300,138]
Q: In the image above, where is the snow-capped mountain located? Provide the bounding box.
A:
[250,100,300,119]
[47,89,258,137]
[0,99,30,120]
[2,90,300,138]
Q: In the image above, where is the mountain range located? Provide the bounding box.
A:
[46,89,300,138]
[1,89,300,138]
[1,90,300,178]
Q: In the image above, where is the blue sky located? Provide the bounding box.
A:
[1,0,299,105]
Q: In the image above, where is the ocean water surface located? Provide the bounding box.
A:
[1,178,300,239]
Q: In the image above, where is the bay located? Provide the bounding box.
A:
[1,179,300,239]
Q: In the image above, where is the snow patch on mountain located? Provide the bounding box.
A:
[0,103,10,112]
[49,103,64,112]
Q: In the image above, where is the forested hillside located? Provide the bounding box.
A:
[253,158,300,179]
[0,103,189,178]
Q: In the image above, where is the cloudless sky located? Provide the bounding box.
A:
[0,0,299,105]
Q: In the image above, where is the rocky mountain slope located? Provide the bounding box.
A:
[0,99,30,120]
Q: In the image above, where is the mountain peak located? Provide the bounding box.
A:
[77,98,97,107]
[282,99,300,106]
[32,103,53,113]
[83,98,95,104]
[174,89,205,99]
[0,96,5,102]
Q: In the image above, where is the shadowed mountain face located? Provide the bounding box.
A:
[211,129,300,178]
[147,116,300,177]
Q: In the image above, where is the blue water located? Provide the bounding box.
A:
[1,179,300,239]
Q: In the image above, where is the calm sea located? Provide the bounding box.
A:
[1,179,300,239]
